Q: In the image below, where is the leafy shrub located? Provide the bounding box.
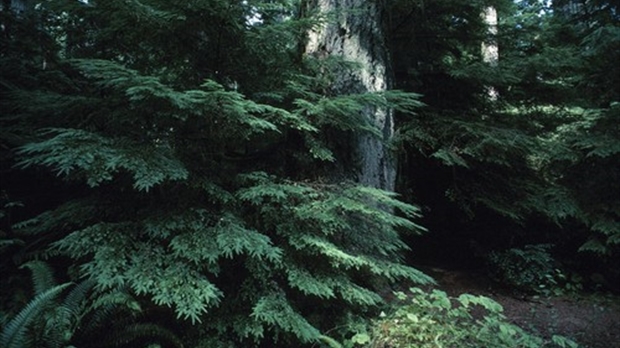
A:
[488,244,564,294]
[356,287,578,348]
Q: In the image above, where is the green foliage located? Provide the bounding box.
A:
[1,260,183,348]
[19,261,57,295]
[488,244,585,296]
[102,323,184,348]
[197,175,432,344]
[8,0,618,346]
[488,244,558,294]
[0,283,70,348]
[361,287,579,348]
[1,1,430,346]
[541,104,620,255]
[17,128,189,191]
[237,174,432,285]
[41,173,432,345]
[51,218,226,324]
[251,293,321,343]
[391,0,620,283]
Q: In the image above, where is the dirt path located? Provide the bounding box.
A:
[419,267,620,348]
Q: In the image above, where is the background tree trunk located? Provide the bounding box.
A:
[482,6,499,99]
[305,0,395,191]
[5,0,32,14]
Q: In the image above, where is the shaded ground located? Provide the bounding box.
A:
[419,267,620,348]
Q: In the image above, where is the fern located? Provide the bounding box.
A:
[60,279,96,324]
[2,259,185,348]
[81,289,141,337]
[20,261,57,295]
[0,238,24,253]
[0,283,71,348]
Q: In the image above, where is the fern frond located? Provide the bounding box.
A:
[80,290,140,338]
[20,260,57,295]
[318,334,343,348]
[0,283,70,348]
[0,238,25,252]
[60,279,96,322]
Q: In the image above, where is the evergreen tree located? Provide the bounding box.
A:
[390,0,619,277]
[1,0,429,346]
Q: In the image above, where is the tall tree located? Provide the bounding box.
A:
[481,5,499,99]
[390,0,619,280]
[304,0,396,190]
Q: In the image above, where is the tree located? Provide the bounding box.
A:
[304,0,397,190]
[390,0,619,282]
[4,0,617,345]
[481,5,499,99]
[1,0,429,346]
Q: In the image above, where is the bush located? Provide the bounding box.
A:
[488,244,563,294]
[354,287,578,348]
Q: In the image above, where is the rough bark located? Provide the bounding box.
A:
[305,0,395,191]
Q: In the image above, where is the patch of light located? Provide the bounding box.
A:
[243,0,263,26]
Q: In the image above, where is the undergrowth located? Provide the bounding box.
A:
[343,287,579,348]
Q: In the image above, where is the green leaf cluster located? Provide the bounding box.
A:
[363,287,579,348]
[0,261,183,348]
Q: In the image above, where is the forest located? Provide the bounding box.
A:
[0,0,618,347]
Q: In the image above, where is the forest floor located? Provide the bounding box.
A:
[412,266,620,348]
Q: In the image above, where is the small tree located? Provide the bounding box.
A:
[1,0,430,346]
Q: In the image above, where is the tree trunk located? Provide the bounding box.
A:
[305,0,395,191]
[6,0,32,14]
[482,6,499,99]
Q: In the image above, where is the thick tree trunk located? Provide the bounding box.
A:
[305,0,395,191]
